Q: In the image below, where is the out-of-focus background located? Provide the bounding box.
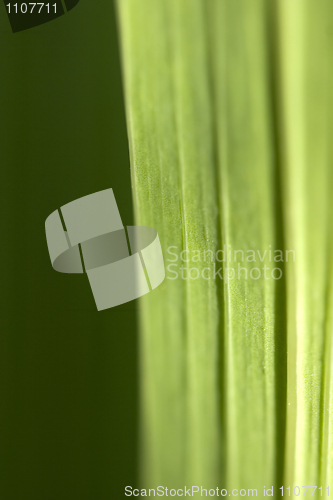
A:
[0,2,137,498]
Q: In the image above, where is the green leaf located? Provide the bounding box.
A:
[277,0,333,490]
[117,0,333,495]
[117,0,220,488]
[206,0,286,491]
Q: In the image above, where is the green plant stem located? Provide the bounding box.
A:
[277,0,332,491]
[207,0,284,493]
[117,0,220,489]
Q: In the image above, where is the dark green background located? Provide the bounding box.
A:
[0,1,138,498]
